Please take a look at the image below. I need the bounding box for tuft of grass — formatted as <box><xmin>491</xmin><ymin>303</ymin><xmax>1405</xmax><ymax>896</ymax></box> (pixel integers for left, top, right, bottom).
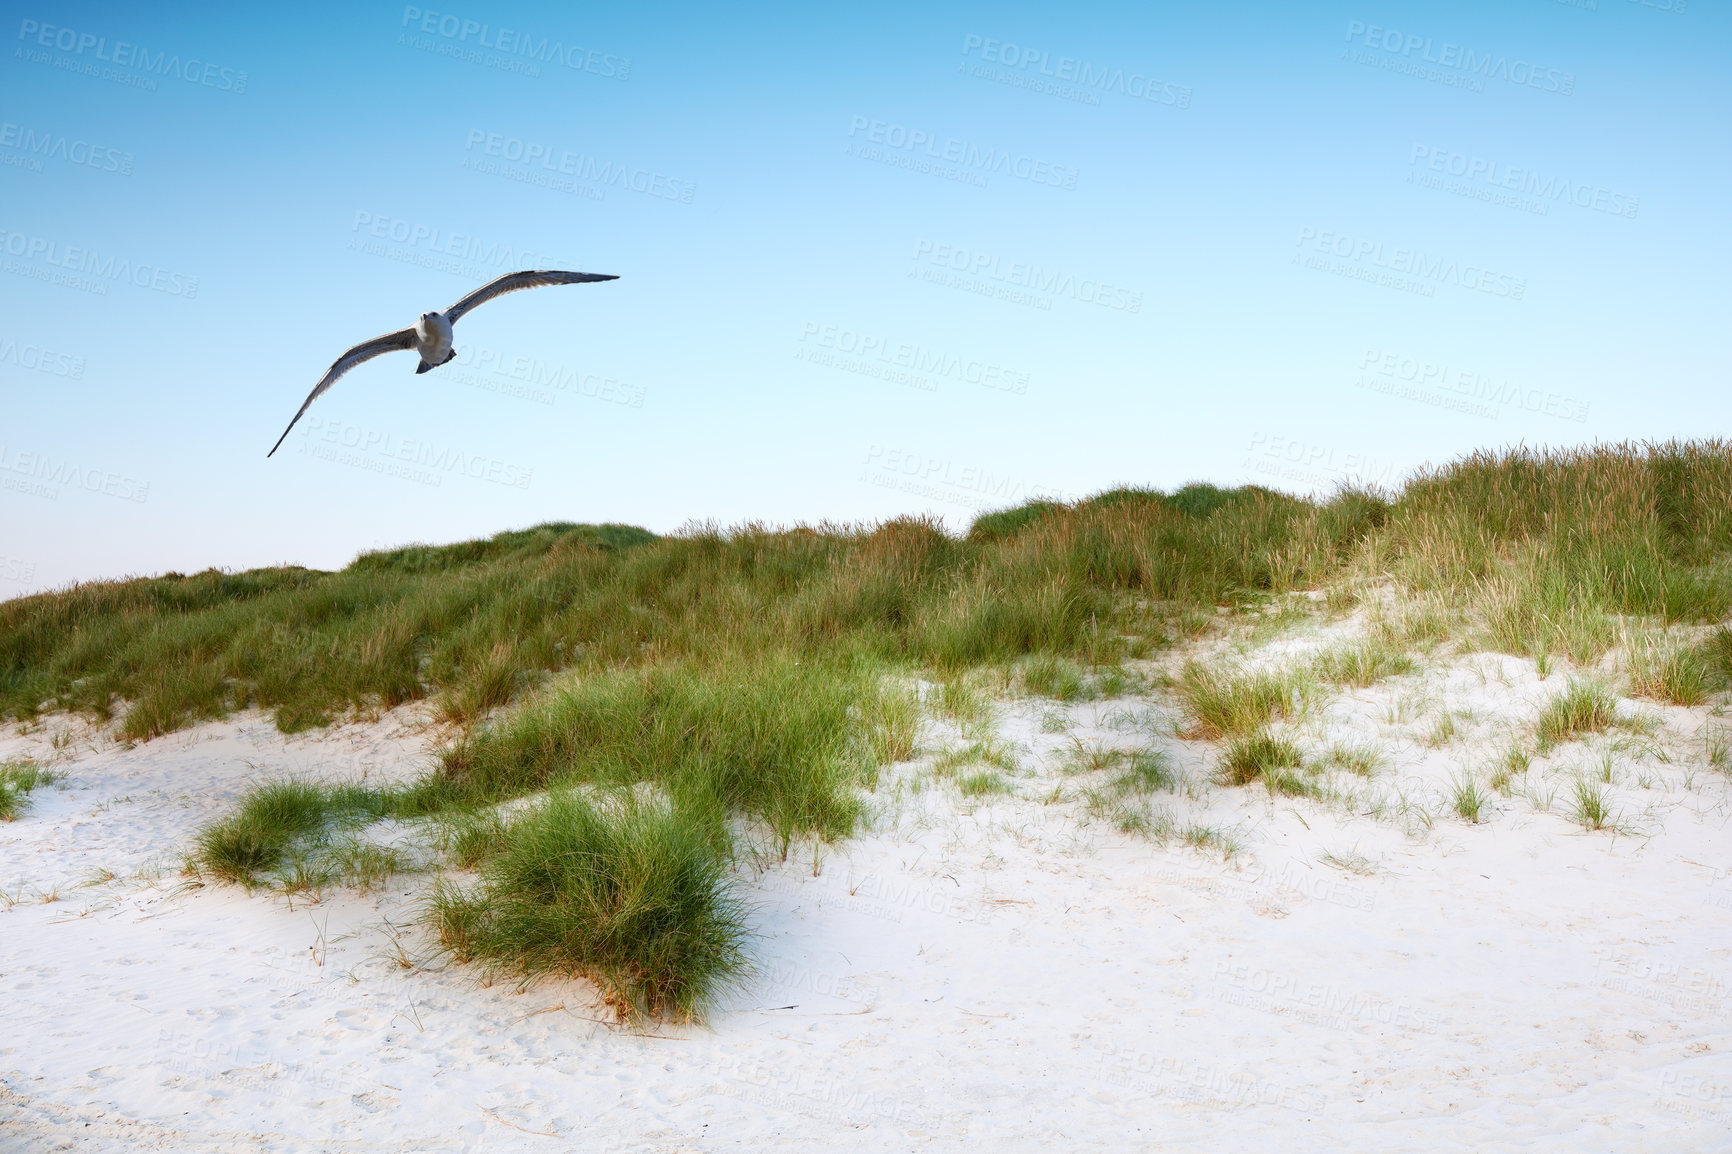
<box><xmin>933</xmin><ymin>737</ymin><xmax>1022</xmax><ymax>778</ymax></box>
<box><xmin>427</xmin><ymin>790</ymin><xmax>747</xmax><ymax>1023</ymax></box>
<box><xmin>1061</xmin><ymin>738</ymin><xmax>1129</xmax><ymax>777</ymax></box>
<box><xmin>1451</xmin><ymin>771</ymin><xmax>1489</xmax><ymax>823</ymax></box>
<box><xmin>1704</xmin><ymin>626</ymin><xmax>1732</xmax><ymax>688</ymax></box>
<box><xmin>192</xmin><ymin>779</ymin><xmax>387</xmax><ymax>884</ymax></box>
<box><xmin>425</xmin><ymin>657</ymin><xmax>891</xmax><ymax>848</ymax></box>
<box><xmin>1217</xmin><ymin>729</ymin><xmax>1307</xmax><ymax>788</ymax></box>
<box><xmin>435</xmin><ymin>810</ymin><xmax>508</xmax><ymax>869</ymax></box>
<box><xmin>1367</xmin><ymin>598</ymin><xmax>1453</xmax><ymax>650</ymax></box>
<box><xmin>1310</xmin><ymin>639</ymin><xmax>1416</xmax><ymax>688</ymax></box>
<box><xmin>1625</xmin><ymin>632</ymin><xmax>1717</xmax><ymax>707</ymax></box>
<box><xmin>1018</xmin><ymin>655</ymin><xmax>1097</xmax><ymax>703</ymax></box>
<box><xmin>1319</xmin><ymin>848</ymin><xmax>1377</xmax><ymax>876</ymax></box>
<box><xmin>1180</xmin><ymin>823</ymin><xmax>1240</xmax><ymax>858</ymax></box>
<box><xmin>1706</xmin><ymin>723</ymin><xmax>1730</xmax><ymax>772</ymax></box>
<box><xmin>1320</xmin><ymin>741</ymin><xmax>1387</xmax><ymax>777</ymax></box>
<box><xmin>1568</xmin><ymin>776</ymin><xmax>1614</xmax><ymax>831</ymax></box>
<box><xmin>1534</xmin><ymin>679</ymin><xmax>1624</xmax><ymax>753</ymax></box>
<box><xmin>434</xmin><ymin>643</ymin><xmax>526</xmax><ymax>727</ymax></box>
<box><xmin>933</xmin><ymin>676</ymin><xmax>995</xmax><ymax>727</ymax></box>
<box><xmin>1113</xmin><ymin>748</ymin><xmax>1177</xmax><ymax>794</ymax></box>
<box><xmin>1423</xmin><ymin>713</ymin><xmax>1458</xmax><ymax>748</ymax></box>
<box><xmin>328</xmin><ymin>839</ymin><xmax>408</xmax><ymax>890</ymax></box>
<box><xmin>0</xmin><ymin>759</ymin><xmax>59</xmax><ymax>821</ymax></box>
<box><xmin>1178</xmin><ymin>661</ymin><xmax>1314</xmax><ymax>740</ymax></box>
<box><xmin>1489</xmin><ymin>745</ymin><xmax>1530</xmax><ymax>795</ymax></box>
<box><xmin>957</xmin><ymin>770</ymin><xmax>1011</xmax><ymax>798</ymax></box>
<box><xmin>865</xmin><ymin>680</ymin><xmax>921</xmax><ymax>765</ymax></box>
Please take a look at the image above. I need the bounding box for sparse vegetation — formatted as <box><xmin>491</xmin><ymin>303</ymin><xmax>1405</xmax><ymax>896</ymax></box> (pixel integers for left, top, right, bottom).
<box><xmin>1320</xmin><ymin>741</ymin><xmax>1386</xmax><ymax>778</ymax></box>
<box><xmin>0</xmin><ymin>758</ymin><xmax>59</xmax><ymax>821</ymax></box>
<box><xmin>1534</xmin><ymin>679</ymin><xmax>1626</xmax><ymax>753</ymax></box>
<box><xmin>934</xmin><ymin>736</ymin><xmax>1023</xmax><ymax>779</ymax></box>
<box><xmin>1569</xmin><ymin>776</ymin><xmax>1615</xmax><ymax>831</ymax></box>
<box><xmin>957</xmin><ymin>770</ymin><xmax>1012</xmax><ymax>798</ymax></box>
<box><xmin>1310</xmin><ymin>639</ymin><xmax>1415</xmax><ymax>687</ymax></box>
<box><xmin>1319</xmin><ymin>848</ymin><xmax>1377</xmax><ymax>876</ymax></box>
<box><xmin>1489</xmin><ymin>745</ymin><xmax>1530</xmax><ymax>794</ymax></box>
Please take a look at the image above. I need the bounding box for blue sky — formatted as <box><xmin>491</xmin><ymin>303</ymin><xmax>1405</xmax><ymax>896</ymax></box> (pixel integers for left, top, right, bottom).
<box><xmin>1</xmin><ymin>0</ymin><xmax>1726</xmax><ymax>593</ymax></box>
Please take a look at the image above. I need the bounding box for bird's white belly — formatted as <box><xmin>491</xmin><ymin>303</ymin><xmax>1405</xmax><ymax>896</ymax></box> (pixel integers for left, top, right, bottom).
<box><xmin>416</xmin><ymin>314</ymin><xmax>455</xmax><ymax>362</ymax></box>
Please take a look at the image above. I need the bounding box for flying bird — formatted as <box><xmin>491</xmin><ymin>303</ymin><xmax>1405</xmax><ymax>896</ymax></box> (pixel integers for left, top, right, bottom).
<box><xmin>267</xmin><ymin>269</ymin><xmax>618</xmax><ymax>457</ymax></box>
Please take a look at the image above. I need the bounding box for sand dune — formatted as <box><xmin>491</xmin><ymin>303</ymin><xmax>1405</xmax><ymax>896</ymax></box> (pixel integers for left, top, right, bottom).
<box><xmin>3</xmin><ymin>607</ymin><xmax>1731</xmax><ymax>1151</ymax></box>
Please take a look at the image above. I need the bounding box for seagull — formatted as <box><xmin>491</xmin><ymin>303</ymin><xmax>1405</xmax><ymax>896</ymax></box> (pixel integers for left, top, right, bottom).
<box><xmin>267</xmin><ymin>269</ymin><xmax>618</xmax><ymax>457</ymax></box>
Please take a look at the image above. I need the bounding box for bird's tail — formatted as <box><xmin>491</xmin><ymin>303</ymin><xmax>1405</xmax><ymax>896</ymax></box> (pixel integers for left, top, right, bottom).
<box><xmin>415</xmin><ymin>361</ymin><xmax>433</xmax><ymax>375</ymax></box>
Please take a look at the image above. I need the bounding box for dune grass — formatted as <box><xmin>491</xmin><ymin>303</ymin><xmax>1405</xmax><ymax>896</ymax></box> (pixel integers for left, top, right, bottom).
<box><xmin>1178</xmin><ymin>661</ymin><xmax>1316</xmax><ymax>739</ymax></box>
<box><xmin>28</xmin><ymin>439</ymin><xmax>1732</xmax><ymax>1019</ymax></box>
<box><xmin>1451</xmin><ymin>771</ymin><xmax>1490</xmax><ymax>823</ymax></box>
<box><xmin>1624</xmin><ymin>631</ymin><xmax>1722</xmax><ymax>707</ymax></box>
<box><xmin>7</xmin><ymin>442</ymin><xmax>1730</xmax><ymax>745</ymax></box>
<box><xmin>1217</xmin><ymin>730</ymin><xmax>1308</xmax><ymax>792</ymax></box>
<box><xmin>192</xmin><ymin>778</ymin><xmax>391</xmax><ymax>884</ymax></box>
<box><xmin>1569</xmin><ymin>776</ymin><xmax>1615</xmax><ymax>831</ymax></box>
<box><xmin>1310</xmin><ymin>638</ymin><xmax>1416</xmax><ymax>687</ymax></box>
<box><xmin>418</xmin><ymin>656</ymin><xmax>900</xmax><ymax>850</ymax></box>
<box><xmin>428</xmin><ymin>790</ymin><xmax>747</xmax><ymax>1024</ymax></box>
<box><xmin>1533</xmin><ymin>680</ymin><xmax>1629</xmax><ymax>753</ymax></box>
<box><xmin>0</xmin><ymin>758</ymin><xmax>58</xmax><ymax>821</ymax></box>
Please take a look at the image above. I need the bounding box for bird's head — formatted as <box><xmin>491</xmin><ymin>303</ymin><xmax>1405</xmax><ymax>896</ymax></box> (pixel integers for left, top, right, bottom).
<box><xmin>421</xmin><ymin>312</ymin><xmax>437</xmax><ymax>323</ymax></box>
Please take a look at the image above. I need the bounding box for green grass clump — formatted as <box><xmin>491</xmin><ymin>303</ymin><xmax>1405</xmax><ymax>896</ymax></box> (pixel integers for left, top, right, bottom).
<box><xmin>1489</xmin><ymin>745</ymin><xmax>1531</xmax><ymax>794</ymax></box>
<box><xmin>1113</xmin><ymin>748</ymin><xmax>1176</xmax><ymax>793</ymax></box>
<box><xmin>1534</xmin><ymin>679</ymin><xmax>1625</xmax><ymax>753</ymax></box>
<box><xmin>1320</xmin><ymin>741</ymin><xmax>1387</xmax><ymax>777</ymax></box>
<box><xmin>1310</xmin><ymin>639</ymin><xmax>1415</xmax><ymax>688</ymax></box>
<box><xmin>425</xmin><ymin>657</ymin><xmax>891</xmax><ymax>848</ymax></box>
<box><xmin>1178</xmin><ymin>662</ymin><xmax>1313</xmax><ymax>739</ymax></box>
<box><xmin>1217</xmin><ymin>730</ymin><xmax>1307</xmax><ymax>790</ymax></box>
<box><xmin>0</xmin><ymin>759</ymin><xmax>58</xmax><ymax>821</ymax></box>
<box><xmin>192</xmin><ymin>779</ymin><xmax>388</xmax><ymax>883</ymax></box>
<box><xmin>429</xmin><ymin>791</ymin><xmax>747</xmax><ymax>1023</ymax></box>
<box><xmin>1451</xmin><ymin>771</ymin><xmax>1489</xmax><ymax>823</ymax></box>
<box><xmin>1569</xmin><ymin>776</ymin><xmax>1615</xmax><ymax>831</ymax></box>
<box><xmin>1018</xmin><ymin>655</ymin><xmax>1095</xmax><ymax>702</ymax></box>
<box><xmin>957</xmin><ymin>770</ymin><xmax>1011</xmax><ymax>798</ymax></box>
<box><xmin>1625</xmin><ymin>633</ymin><xmax>1720</xmax><ymax>707</ymax></box>
<box><xmin>933</xmin><ymin>736</ymin><xmax>1022</xmax><ymax>778</ymax></box>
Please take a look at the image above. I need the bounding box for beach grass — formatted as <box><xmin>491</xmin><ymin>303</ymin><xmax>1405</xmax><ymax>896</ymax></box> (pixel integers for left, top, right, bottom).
<box><xmin>428</xmin><ymin>790</ymin><xmax>747</xmax><ymax>1024</ymax></box>
<box><xmin>33</xmin><ymin>438</ymin><xmax>1732</xmax><ymax>1019</ymax></box>
<box><xmin>0</xmin><ymin>758</ymin><xmax>58</xmax><ymax>821</ymax></box>
<box><xmin>1533</xmin><ymin>679</ymin><xmax>1627</xmax><ymax>753</ymax></box>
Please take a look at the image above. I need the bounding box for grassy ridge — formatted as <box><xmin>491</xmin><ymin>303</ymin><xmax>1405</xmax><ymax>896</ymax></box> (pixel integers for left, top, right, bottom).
<box><xmin>0</xmin><ymin>484</ymin><xmax>1351</xmax><ymax>738</ymax></box>
<box><xmin>11</xmin><ymin>441</ymin><xmax>1724</xmax><ymax>745</ymax></box>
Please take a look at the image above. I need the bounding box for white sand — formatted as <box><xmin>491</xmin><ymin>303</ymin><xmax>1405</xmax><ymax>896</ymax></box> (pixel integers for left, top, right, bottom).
<box><xmin>4</xmin><ymin>624</ymin><xmax>1732</xmax><ymax>1151</ymax></box>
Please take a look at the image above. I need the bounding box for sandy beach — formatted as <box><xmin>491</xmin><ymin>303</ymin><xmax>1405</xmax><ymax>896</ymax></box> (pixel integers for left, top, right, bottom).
<box><xmin>5</xmin><ymin>603</ymin><xmax>1729</xmax><ymax>1152</ymax></box>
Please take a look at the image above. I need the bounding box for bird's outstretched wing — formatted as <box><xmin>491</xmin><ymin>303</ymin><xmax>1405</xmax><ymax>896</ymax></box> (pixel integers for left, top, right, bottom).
<box><xmin>266</xmin><ymin>328</ymin><xmax>418</xmax><ymax>457</ymax></box>
<box><xmin>444</xmin><ymin>269</ymin><xmax>618</xmax><ymax>325</ymax></box>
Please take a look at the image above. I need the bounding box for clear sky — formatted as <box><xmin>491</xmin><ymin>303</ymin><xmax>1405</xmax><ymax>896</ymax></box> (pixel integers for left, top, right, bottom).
<box><xmin>1</xmin><ymin>0</ymin><xmax>1726</xmax><ymax>594</ymax></box>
